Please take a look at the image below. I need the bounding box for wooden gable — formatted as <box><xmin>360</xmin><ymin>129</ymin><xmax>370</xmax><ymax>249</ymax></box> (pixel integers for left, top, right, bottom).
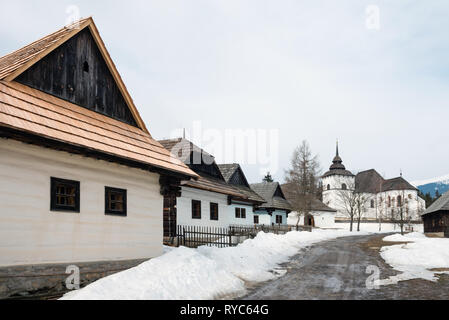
<box><xmin>228</xmin><ymin>167</ymin><xmax>250</xmax><ymax>188</ymax></box>
<box><xmin>273</xmin><ymin>184</ymin><xmax>286</xmax><ymax>199</ymax></box>
<box><xmin>15</xmin><ymin>28</ymin><xmax>137</xmax><ymax>127</ymax></box>
<box><xmin>188</xmin><ymin>150</ymin><xmax>224</xmax><ymax>180</ymax></box>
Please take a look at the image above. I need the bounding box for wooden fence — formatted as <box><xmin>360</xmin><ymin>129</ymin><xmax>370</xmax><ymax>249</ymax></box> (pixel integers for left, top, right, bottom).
<box><xmin>175</xmin><ymin>224</ymin><xmax>312</xmax><ymax>248</ymax></box>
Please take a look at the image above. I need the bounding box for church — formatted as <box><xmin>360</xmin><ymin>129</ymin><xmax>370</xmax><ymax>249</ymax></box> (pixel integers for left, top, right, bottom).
<box><xmin>321</xmin><ymin>144</ymin><xmax>426</xmax><ymax>222</ymax></box>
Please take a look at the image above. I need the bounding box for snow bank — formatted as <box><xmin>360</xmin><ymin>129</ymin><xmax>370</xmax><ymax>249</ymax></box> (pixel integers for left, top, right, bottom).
<box><xmin>336</xmin><ymin>223</ymin><xmax>423</xmax><ymax>234</ymax></box>
<box><xmin>62</xmin><ymin>229</ymin><xmax>367</xmax><ymax>300</ymax></box>
<box><xmin>377</xmin><ymin>233</ymin><xmax>449</xmax><ymax>286</ymax></box>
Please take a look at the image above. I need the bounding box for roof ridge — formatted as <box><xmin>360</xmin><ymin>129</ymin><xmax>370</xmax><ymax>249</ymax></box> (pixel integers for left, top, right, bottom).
<box><xmin>0</xmin><ymin>18</ymin><xmax>90</xmax><ymax>62</ymax></box>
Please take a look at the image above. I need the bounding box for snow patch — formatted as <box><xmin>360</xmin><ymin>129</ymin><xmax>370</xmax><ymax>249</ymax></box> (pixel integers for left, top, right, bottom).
<box><xmin>61</xmin><ymin>229</ymin><xmax>369</xmax><ymax>300</ymax></box>
<box><xmin>376</xmin><ymin>233</ymin><xmax>449</xmax><ymax>286</ymax></box>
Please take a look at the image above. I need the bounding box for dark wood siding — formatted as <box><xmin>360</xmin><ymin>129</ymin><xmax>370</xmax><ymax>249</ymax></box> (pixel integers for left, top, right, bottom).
<box><xmin>16</xmin><ymin>28</ymin><xmax>137</xmax><ymax>127</ymax></box>
<box><xmin>229</xmin><ymin>169</ymin><xmax>249</xmax><ymax>187</ymax></box>
<box><xmin>423</xmin><ymin>211</ymin><xmax>449</xmax><ymax>234</ymax></box>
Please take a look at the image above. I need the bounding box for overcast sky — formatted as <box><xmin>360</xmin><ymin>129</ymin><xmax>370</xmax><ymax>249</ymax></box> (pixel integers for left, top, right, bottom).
<box><xmin>1</xmin><ymin>1</ymin><xmax>448</xmax><ymax>184</ymax></box>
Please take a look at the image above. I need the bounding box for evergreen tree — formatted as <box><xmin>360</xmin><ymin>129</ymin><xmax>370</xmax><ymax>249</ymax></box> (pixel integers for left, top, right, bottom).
<box><xmin>263</xmin><ymin>172</ymin><xmax>274</xmax><ymax>183</ymax></box>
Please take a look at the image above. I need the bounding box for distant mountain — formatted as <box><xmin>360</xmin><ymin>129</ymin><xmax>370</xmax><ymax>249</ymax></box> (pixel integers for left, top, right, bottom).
<box><xmin>412</xmin><ymin>174</ymin><xmax>449</xmax><ymax>198</ymax></box>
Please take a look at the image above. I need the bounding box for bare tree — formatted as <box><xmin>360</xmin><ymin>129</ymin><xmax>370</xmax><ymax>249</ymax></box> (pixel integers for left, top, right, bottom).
<box><xmin>333</xmin><ymin>179</ymin><xmax>370</xmax><ymax>232</ymax></box>
<box><xmin>389</xmin><ymin>189</ymin><xmax>412</xmax><ymax>235</ymax></box>
<box><xmin>284</xmin><ymin>140</ymin><xmax>321</xmax><ymax>226</ymax></box>
<box><xmin>354</xmin><ymin>193</ymin><xmax>373</xmax><ymax>232</ymax></box>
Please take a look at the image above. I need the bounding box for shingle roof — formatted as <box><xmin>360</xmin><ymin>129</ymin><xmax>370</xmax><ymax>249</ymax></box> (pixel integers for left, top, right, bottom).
<box><xmin>217</xmin><ymin>164</ymin><xmax>266</xmax><ymax>204</ymax></box>
<box><xmin>0</xmin><ymin>19</ymin><xmax>91</xmax><ymax>80</ymax></box>
<box><xmin>322</xmin><ymin>144</ymin><xmax>354</xmax><ymax>178</ymax></box>
<box><xmin>423</xmin><ymin>190</ymin><xmax>449</xmax><ymax>216</ymax></box>
<box><xmin>0</xmin><ymin>17</ymin><xmax>148</xmax><ymax>132</ymax></box>
<box><xmin>251</xmin><ymin>182</ymin><xmax>292</xmax><ymax>211</ymax></box>
<box><xmin>382</xmin><ymin>177</ymin><xmax>417</xmax><ymax>192</ymax></box>
<box><xmin>355</xmin><ymin>169</ymin><xmax>384</xmax><ymax>193</ymax></box>
<box><xmin>217</xmin><ymin>164</ymin><xmax>240</xmax><ymax>182</ymax></box>
<box><xmin>182</xmin><ymin>173</ymin><xmax>247</xmax><ymax>198</ymax></box>
<box><xmin>0</xmin><ymin>81</ymin><xmax>197</xmax><ymax>178</ymax></box>
<box><xmin>281</xmin><ymin>183</ymin><xmax>337</xmax><ymax>212</ymax></box>
<box><xmin>0</xmin><ymin>19</ymin><xmax>197</xmax><ymax>179</ymax></box>
<box><xmin>158</xmin><ymin>138</ymin><xmax>214</xmax><ymax>164</ymax></box>
<box><xmin>160</xmin><ymin>140</ymin><xmax>257</xmax><ymax>199</ymax></box>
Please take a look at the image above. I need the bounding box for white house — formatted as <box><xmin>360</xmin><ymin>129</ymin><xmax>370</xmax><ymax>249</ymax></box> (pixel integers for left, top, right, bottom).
<box><xmin>321</xmin><ymin>144</ymin><xmax>426</xmax><ymax>222</ymax></box>
<box><xmin>281</xmin><ymin>184</ymin><xmax>337</xmax><ymax>228</ymax></box>
<box><xmin>0</xmin><ymin>18</ymin><xmax>197</xmax><ymax>298</ymax></box>
<box><xmin>158</xmin><ymin>139</ymin><xmax>264</xmax><ymax>235</ymax></box>
<box><xmin>250</xmin><ymin>182</ymin><xmax>292</xmax><ymax>225</ymax></box>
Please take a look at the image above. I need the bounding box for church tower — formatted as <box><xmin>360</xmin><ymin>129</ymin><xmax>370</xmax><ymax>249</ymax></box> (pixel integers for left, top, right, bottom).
<box><xmin>321</xmin><ymin>142</ymin><xmax>355</xmax><ymax>214</ymax></box>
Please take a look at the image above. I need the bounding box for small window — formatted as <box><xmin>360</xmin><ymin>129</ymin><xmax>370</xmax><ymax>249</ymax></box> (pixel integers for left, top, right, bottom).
<box><xmin>83</xmin><ymin>61</ymin><xmax>89</xmax><ymax>73</ymax></box>
<box><xmin>51</xmin><ymin>177</ymin><xmax>80</xmax><ymax>213</ymax></box>
<box><xmin>408</xmin><ymin>194</ymin><xmax>412</xmax><ymax>200</ymax></box>
<box><xmin>397</xmin><ymin>196</ymin><xmax>402</xmax><ymax>207</ymax></box>
<box><xmin>387</xmin><ymin>196</ymin><xmax>391</xmax><ymax>208</ymax></box>
<box><xmin>210</xmin><ymin>203</ymin><xmax>219</xmax><ymax>221</ymax></box>
<box><xmin>235</xmin><ymin>208</ymin><xmax>241</xmax><ymax>219</ymax></box>
<box><xmin>276</xmin><ymin>215</ymin><xmax>283</xmax><ymax>224</ymax></box>
<box><xmin>254</xmin><ymin>215</ymin><xmax>259</xmax><ymax>224</ymax></box>
<box><xmin>370</xmin><ymin>200</ymin><xmax>375</xmax><ymax>208</ymax></box>
<box><xmin>192</xmin><ymin>200</ymin><xmax>201</xmax><ymax>219</ymax></box>
<box><xmin>327</xmin><ymin>184</ymin><xmax>330</xmax><ymax>191</ymax></box>
<box><xmin>105</xmin><ymin>187</ymin><xmax>127</xmax><ymax>216</ymax></box>
<box><xmin>241</xmin><ymin>208</ymin><xmax>246</xmax><ymax>219</ymax></box>
<box><xmin>342</xmin><ymin>184</ymin><xmax>347</xmax><ymax>190</ymax></box>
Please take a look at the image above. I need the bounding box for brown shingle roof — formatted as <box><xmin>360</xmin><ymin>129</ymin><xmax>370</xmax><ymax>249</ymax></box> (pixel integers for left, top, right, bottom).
<box><xmin>182</xmin><ymin>173</ymin><xmax>249</xmax><ymax>198</ymax></box>
<box><xmin>0</xmin><ymin>17</ymin><xmax>148</xmax><ymax>132</ymax></box>
<box><xmin>0</xmin><ymin>81</ymin><xmax>197</xmax><ymax>178</ymax></box>
<box><xmin>0</xmin><ymin>18</ymin><xmax>197</xmax><ymax>179</ymax></box>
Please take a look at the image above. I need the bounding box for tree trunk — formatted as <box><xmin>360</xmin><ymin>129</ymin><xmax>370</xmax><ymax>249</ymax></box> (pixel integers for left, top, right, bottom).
<box><xmin>350</xmin><ymin>215</ymin><xmax>354</xmax><ymax>232</ymax></box>
<box><xmin>357</xmin><ymin>216</ymin><xmax>361</xmax><ymax>232</ymax></box>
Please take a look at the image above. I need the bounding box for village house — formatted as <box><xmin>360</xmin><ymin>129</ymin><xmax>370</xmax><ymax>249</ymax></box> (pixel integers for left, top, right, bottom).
<box><xmin>421</xmin><ymin>190</ymin><xmax>449</xmax><ymax>237</ymax></box>
<box><xmin>0</xmin><ymin>18</ymin><xmax>197</xmax><ymax>298</ymax></box>
<box><xmin>321</xmin><ymin>144</ymin><xmax>425</xmax><ymax>223</ymax></box>
<box><xmin>250</xmin><ymin>182</ymin><xmax>292</xmax><ymax>225</ymax></box>
<box><xmin>217</xmin><ymin>163</ymin><xmax>267</xmax><ymax>225</ymax></box>
<box><xmin>158</xmin><ymin>138</ymin><xmax>262</xmax><ymax>237</ymax></box>
<box><xmin>281</xmin><ymin>184</ymin><xmax>337</xmax><ymax>228</ymax></box>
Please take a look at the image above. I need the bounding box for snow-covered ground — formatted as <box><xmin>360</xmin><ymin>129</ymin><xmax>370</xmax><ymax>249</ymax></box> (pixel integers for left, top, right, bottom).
<box><xmin>335</xmin><ymin>222</ymin><xmax>423</xmax><ymax>233</ymax></box>
<box><xmin>61</xmin><ymin>229</ymin><xmax>370</xmax><ymax>300</ymax></box>
<box><xmin>376</xmin><ymin>233</ymin><xmax>449</xmax><ymax>286</ymax></box>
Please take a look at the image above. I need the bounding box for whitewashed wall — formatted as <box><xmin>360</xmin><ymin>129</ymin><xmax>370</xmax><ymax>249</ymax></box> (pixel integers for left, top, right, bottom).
<box><xmin>0</xmin><ymin>139</ymin><xmax>163</xmax><ymax>267</ymax></box>
<box><xmin>321</xmin><ymin>174</ymin><xmax>425</xmax><ymax>221</ymax></box>
<box><xmin>288</xmin><ymin>211</ymin><xmax>336</xmax><ymax>228</ymax></box>
<box><xmin>227</xmin><ymin>203</ymin><xmax>255</xmax><ymax>226</ymax></box>
<box><xmin>254</xmin><ymin>209</ymin><xmax>288</xmax><ymax>225</ymax></box>
<box><xmin>177</xmin><ymin>187</ymin><xmax>228</xmax><ymax>227</ymax></box>
<box><xmin>177</xmin><ymin>187</ymin><xmax>255</xmax><ymax>227</ymax></box>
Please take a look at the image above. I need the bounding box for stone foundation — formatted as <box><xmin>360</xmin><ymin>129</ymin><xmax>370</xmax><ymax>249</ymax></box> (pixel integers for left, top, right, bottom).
<box><xmin>0</xmin><ymin>259</ymin><xmax>148</xmax><ymax>300</ymax></box>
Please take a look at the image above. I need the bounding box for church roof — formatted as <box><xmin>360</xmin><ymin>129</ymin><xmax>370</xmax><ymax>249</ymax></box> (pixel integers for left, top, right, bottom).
<box><xmin>382</xmin><ymin>177</ymin><xmax>417</xmax><ymax>192</ymax></box>
<box><xmin>322</xmin><ymin>143</ymin><xmax>354</xmax><ymax>178</ymax></box>
<box><xmin>355</xmin><ymin>169</ymin><xmax>384</xmax><ymax>193</ymax></box>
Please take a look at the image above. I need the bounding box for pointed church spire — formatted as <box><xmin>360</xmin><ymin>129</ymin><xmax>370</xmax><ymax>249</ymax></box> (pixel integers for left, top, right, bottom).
<box><xmin>336</xmin><ymin>139</ymin><xmax>339</xmax><ymax>157</ymax></box>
